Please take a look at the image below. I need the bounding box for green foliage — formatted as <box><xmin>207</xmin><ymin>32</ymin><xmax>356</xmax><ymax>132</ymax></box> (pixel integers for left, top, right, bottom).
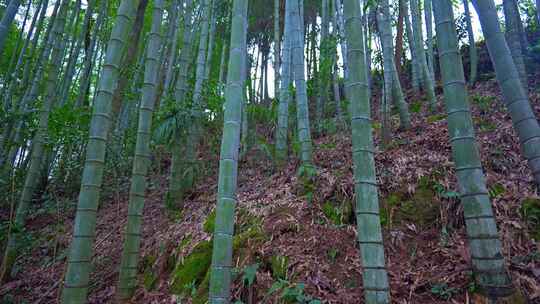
<box><xmin>319</xmin><ymin>142</ymin><xmax>336</xmax><ymax>150</ymax></box>
<box><xmin>327</xmin><ymin>248</ymin><xmax>338</xmax><ymax>263</ymax></box>
<box><xmin>320</xmin><ymin>118</ymin><xmax>338</xmax><ymax>134</ymax></box>
<box><xmin>248</xmin><ymin>102</ymin><xmax>278</xmax><ymax>126</ymax></box>
<box><xmin>382</xmin><ymin>178</ymin><xmax>443</xmax><ymax>228</ymax></box>
<box><xmin>474</xmin><ymin>117</ymin><xmax>497</xmax><ymax>132</ymax></box>
<box><xmin>430</xmin><ymin>282</ymin><xmax>459</xmax><ymax>300</ymax></box>
<box><xmin>257</xmin><ymin>137</ymin><xmax>277</xmax><ymax>163</ymax></box>
<box><xmin>241</xmin><ymin>263</ymin><xmax>259</xmax><ymax>286</ymax></box>
<box><xmin>470</xmin><ymin>94</ymin><xmax>496</xmax><ymax>112</ymax></box>
<box><xmin>170</xmin><ymin>240</ymin><xmax>213</xmax><ymax>295</ymax></box>
<box><xmin>322</xmin><ymin>201</ymin><xmax>341</xmax><ymax>225</ymax></box>
<box><xmin>153</xmin><ymin>102</ymin><xmax>191</xmax><ymax>146</ymax></box>
<box><xmin>433</xmin><ymin>182</ymin><xmax>459</xmax><ymax>199</ymax></box>
<box><xmin>266</xmin><ymin>279</ymin><xmax>321</xmax><ymax>304</ymax></box>
<box><xmin>488</xmin><ymin>183</ymin><xmax>505</xmax><ymax>198</ymax></box>
<box><xmin>296</xmin><ymin>164</ymin><xmax>317</xmax><ymax>202</ymax></box>
<box><xmin>426</xmin><ymin>113</ymin><xmax>447</xmax><ymax>123</ymax></box>
<box><xmin>270</xmin><ymin>255</ymin><xmax>289</xmax><ymax>280</ymax></box>
<box><xmin>409</xmin><ymin>101</ymin><xmax>422</xmax><ymax>113</ymax></box>
<box><xmin>322</xmin><ymin>199</ymin><xmax>353</xmax><ymax>225</ymax></box>
<box><xmin>520</xmin><ymin>197</ymin><xmax>540</xmax><ymax>239</ymax></box>
<box><xmin>203</xmin><ymin>209</ymin><xmax>216</xmax><ymax>233</ymax></box>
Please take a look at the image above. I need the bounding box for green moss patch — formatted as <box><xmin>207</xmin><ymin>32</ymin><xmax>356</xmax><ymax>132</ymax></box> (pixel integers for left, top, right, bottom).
<box><xmin>170</xmin><ymin>240</ymin><xmax>213</xmax><ymax>295</ymax></box>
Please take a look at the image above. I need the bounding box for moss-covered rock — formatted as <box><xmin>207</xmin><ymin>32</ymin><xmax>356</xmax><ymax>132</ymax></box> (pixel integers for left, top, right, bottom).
<box><xmin>381</xmin><ymin>181</ymin><xmax>440</xmax><ymax>228</ymax></box>
<box><xmin>170</xmin><ymin>225</ymin><xmax>268</xmax><ymax>302</ymax></box>
<box><xmin>170</xmin><ymin>240</ymin><xmax>213</xmax><ymax>295</ymax></box>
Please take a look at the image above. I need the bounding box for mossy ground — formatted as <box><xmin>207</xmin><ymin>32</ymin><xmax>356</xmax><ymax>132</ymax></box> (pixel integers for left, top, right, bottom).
<box><xmin>169</xmin><ymin>209</ymin><xmax>267</xmax><ymax>303</ymax></box>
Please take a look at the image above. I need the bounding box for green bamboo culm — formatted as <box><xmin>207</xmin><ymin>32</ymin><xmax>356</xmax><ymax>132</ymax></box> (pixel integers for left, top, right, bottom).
<box><xmin>316</xmin><ymin>0</ymin><xmax>331</xmax><ymax>134</ymax></box>
<box><xmin>290</xmin><ymin>0</ymin><xmax>313</xmax><ymax>167</ymax></box>
<box><xmin>462</xmin><ymin>0</ymin><xmax>477</xmax><ymax>85</ymax></box>
<box><xmin>167</xmin><ymin>0</ymin><xmax>194</xmax><ymax>211</ymax></box>
<box><xmin>403</xmin><ymin>0</ymin><xmax>420</xmax><ymax>94</ymax></box>
<box><xmin>116</xmin><ymin>0</ymin><xmax>164</xmax><ymax>300</ymax></box>
<box><xmin>183</xmin><ymin>0</ymin><xmax>211</xmax><ymax>198</ymax></box>
<box><xmin>61</xmin><ymin>1</ymin><xmax>140</xmax><ymax>302</ymax></box>
<box><xmin>0</xmin><ymin>0</ymin><xmax>22</xmax><ymax>54</ymax></box>
<box><xmin>410</xmin><ymin>0</ymin><xmax>437</xmax><ymax>111</ymax></box>
<box><xmin>208</xmin><ymin>0</ymin><xmax>248</xmax><ymax>302</ymax></box>
<box><xmin>342</xmin><ymin>0</ymin><xmax>391</xmax><ymax>302</ymax></box>
<box><xmin>275</xmin><ymin>0</ymin><xmax>293</xmax><ymax>166</ymax></box>
<box><xmin>502</xmin><ymin>0</ymin><xmax>528</xmax><ymax>88</ymax></box>
<box><xmin>376</xmin><ymin>0</ymin><xmax>411</xmax><ymax>130</ymax></box>
<box><xmin>0</xmin><ymin>0</ymin><xmax>69</xmax><ymax>283</ymax></box>
<box><xmin>424</xmin><ymin>0</ymin><xmax>434</xmax><ymax>80</ymax></box>
<box><xmin>432</xmin><ymin>0</ymin><xmax>514</xmax><ymax>299</ymax></box>
<box><xmin>471</xmin><ymin>0</ymin><xmax>540</xmax><ymax>190</ymax></box>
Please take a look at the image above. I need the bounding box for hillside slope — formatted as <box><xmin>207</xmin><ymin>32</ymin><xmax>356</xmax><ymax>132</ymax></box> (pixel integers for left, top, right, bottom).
<box><xmin>1</xmin><ymin>78</ymin><xmax>540</xmax><ymax>303</ymax></box>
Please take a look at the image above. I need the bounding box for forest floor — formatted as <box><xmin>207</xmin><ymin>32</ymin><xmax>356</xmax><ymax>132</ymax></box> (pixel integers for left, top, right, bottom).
<box><xmin>1</xmin><ymin>76</ymin><xmax>540</xmax><ymax>303</ymax></box>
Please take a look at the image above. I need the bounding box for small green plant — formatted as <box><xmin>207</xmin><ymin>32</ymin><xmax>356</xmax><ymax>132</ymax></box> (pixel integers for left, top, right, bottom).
<box><xmin>433</xmin><ymin>182</ymin><xmax>459</xmax><ymax>199</ymax></box>
<box><xmin>257</xmin><ymin>137</ymin><xmax>277</xmax><ymax>162</ymax></box>
<box><xmin>322</xmin><ymin>201</ymin><xmax>342</xmax><ymax>225</ymax></box>
<box><xmin>270</xmin><ymin>255</ymin><xmax>289</xmax><ymax>280</ymax></box>
<box><xmin>265</xmin><ymin>279</ymin><xmax>321</xmax><ymax>304</ymax></box>
<box><xmin>297</xmin><ymin>164</ymin><xmax>317</xmax><ymax>203</ymax></box>
<box><xmin>183</xmin><ymin>280</ymin><xmax>198</xmax><ymax>297</ymax></box>
<box><xmin>474</xmin><ymin>117</ymin><xmax>497</xmax><ymax>132</ymax></box>
<box><xmin>520</xmin><ymin>197</ymin><xmax>540</xmax><ymax>239</ymax></box>
<box><xmin>488</xmin><ymin>183</ymin><xmax>505</xmax><ymax>199</ymax></box>
<box><xmin>319</xmin><ymin>142</ymin><xmax>337</xmax><ymax>150</ymax></box>
<box><xmin>241</xmin><ymin>263</ymin><xmax>259</xmax><ymax>287</ymax></box>
<box><xmin>327</xmin><ymin>248</ymin><xmax>339</xmax><ymax>263</ymax></box>
<box><xmin>410</xmin><ymin>101</ymin><xmax>422</xmax><ymax>113</ymax></box>
<box><xmin>471</xmin><ymin>94</ymin><xmax>496</xmax><ymax>112</ymax></box>
<box><xmin>427</xmin><ymin>113</ymin><xmax>447</xmax><ymax>123</ymax></box>
<box><xmin>430</xmin><ymin>282</ymin><xmax>459</xmax><ymax>300</ymax></box>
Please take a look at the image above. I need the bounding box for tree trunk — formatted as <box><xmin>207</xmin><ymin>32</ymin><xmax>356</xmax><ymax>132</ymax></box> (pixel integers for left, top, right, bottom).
<box><xmin>110</xmin><ymin>0</ymin><xmax>149</xmax><ymax>131</ymax></box>
<box><xmin>395</xmin><ymin>0</ymin><xmax>405</xmax><ymax>76</ymax></box>
<box><xmin>1</xmin><ymin>0</ymin><xmax>69</xmax><ymax>284</ymax></box>
<box><xmin>404</xmin><ymin>0</ymin><xmax>420</xmax><ymax>94</ymax></box>
<box><xmin>503</xmin><ymin>0</ymin><xmax>528</xmax><ymax>89</ymax></box>
<box><xmin>274</xmin><ymin>0</ymin><xmax>281</xmax><ymax>95</ymax></box>
<box><xmin>433</xmin><ymin>0</ymin><xmax>515</xmax><ymax>299</ymax></box>
<box><xmin>463</xmin><ymin>0</ymin><xmax>477</xmax><ymax>85</ymax></box>
<box><xmin>424</xmin><ymin>0</ymin><xmax>435</xmax><ymax>80</ymax></box>
<box><xmin>290</xmin><ymin>0</ymin><xmax>313</xmax><ymax>167</ymax></box>
<box><xmin>116</xmin><ymin>0</ymin><xmax>164</xmax><ymax>299</ymax></box>
<box><xmin>472</xmin><ymin>0</ymin><xmax>540</xmax><ymax>191</ymax></box>
<box><xmin>0</xmin><ymin>0</ymin><xmax>22</xmax><ymax>55</ymax></box>
<box><xmin>276</xmin><ymin>0</ymin><xmax>293</xmax><ymax>165</ymax></box>
<box><xmin>208</xmin><ymin>0</ymin><xmax>248</xmax><ymax>302</ymax></box>
<box><xmin>184</xmin><ymin>0</ymin><xmax>210</xmax><ymax>206</ymax></box>
<box><xmin>61</xmin><ymin>1</ymin><xmax>140</xmax><ymax>302</ymax></box>
<box><xmin>343</xmin><ymin>0</ymin><xmax>391</xmax><ymax>302</ymax></box>
<box><xmin>377</xmin><ymin>0</ymin><xmax>411</xmax><ymax>130</ymax></box>
<box><xmin>410</xmin><ymin>0</ymin><xmax>437</xmax><ymax>111</ymax></box>
<box><xmin>204</xmin><ymin>0</ymin><xmax>217</xmax><ymax>82</ymax></box>
<box><xmin>167</xmin><ymin>0</ymin><xmax>194</xmax><ymax>210</ymax></box>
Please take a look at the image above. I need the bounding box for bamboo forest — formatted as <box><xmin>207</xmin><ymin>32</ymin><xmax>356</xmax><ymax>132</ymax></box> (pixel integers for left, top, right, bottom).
<box><xmin>2</xmin><ymin>0</ymin><xmax>540</xmax><ymax>302</ymax></box>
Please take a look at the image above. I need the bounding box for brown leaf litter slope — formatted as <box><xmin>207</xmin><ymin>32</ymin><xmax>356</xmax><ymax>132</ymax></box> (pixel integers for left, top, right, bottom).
<box><xmin>1</xmin><ymin>78</ymin><xmax>540</xmax><ymax>303</ymax></box>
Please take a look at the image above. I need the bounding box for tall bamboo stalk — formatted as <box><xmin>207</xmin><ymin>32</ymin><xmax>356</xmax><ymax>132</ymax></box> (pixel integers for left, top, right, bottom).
<box><xmin>208</xmin><ymin>0</ymin><xmax>248</xmax><ymax>302</ymax></box>
<box><xmin>343</xmin><ymin>0</ymin><xmax>391</xmax><ymax>302</ymax></box>
<box><xmin>61</xmin><ymin>1</ymin><xmax>140</xmax><ymax>302</ymax></box>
